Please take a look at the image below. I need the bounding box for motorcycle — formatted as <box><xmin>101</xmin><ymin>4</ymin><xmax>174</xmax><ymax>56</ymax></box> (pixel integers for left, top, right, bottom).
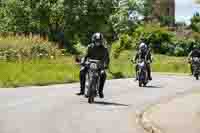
<box><xmin>85</xmin><ymin>59</ymin><xmax>101</xmax><ymax>103</ymax></box>
<box><xmin>137</xmin><ymin>60</ymin><xmax>149</xmax><ymax>87</ymax></box>
<box><xmin>191</xmin><ymin>57</ymin><xmax>200</xmax><ymax>80</ymax></box>
<box><xmin>131</xmin><ymin>58</ymin><xmax>149</xmax><ymax>87</ymax></box>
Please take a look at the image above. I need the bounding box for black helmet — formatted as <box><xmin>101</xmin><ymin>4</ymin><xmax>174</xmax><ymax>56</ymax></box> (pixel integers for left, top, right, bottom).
<box><xmin>92</xmin><ymin>32</ymin><xmax>104</xmax><ymax>46</ymax></box>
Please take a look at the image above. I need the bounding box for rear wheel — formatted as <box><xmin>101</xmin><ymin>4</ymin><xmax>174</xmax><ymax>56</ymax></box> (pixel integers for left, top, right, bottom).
<box><xmin>139</xmin><ymin>81</ymin><xmax>142</xmax><ymax>87</ymax></box>
<box><xmin>195</xmin><ymin>75</ymin><xmax>199</xmax><ymax>80</ymax></box>
<box><xmin>143</xmin><ymin>82</ymin><xmax>147</xmax><ymax>87</ymax></box>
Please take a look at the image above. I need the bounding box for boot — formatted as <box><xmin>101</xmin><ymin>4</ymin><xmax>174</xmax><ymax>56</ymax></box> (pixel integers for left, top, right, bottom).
<box><xmin>99</xmin><ymin>91</ymin><xmax>104</xmax><ymax>98</ymax></box>
<box><xmin>76</xmin><ymin>87</ymin><xmax>85</xmax><ymax>96</ymax></box>
<box><xmin>148</xmin><ymin>73</ymin><xmax>152</xmax><ymax>80</ymax></box>
<box><xmin>76</xmin><ymin>91</ymin><xmax>84</xmax><ymax>96</ymax></box>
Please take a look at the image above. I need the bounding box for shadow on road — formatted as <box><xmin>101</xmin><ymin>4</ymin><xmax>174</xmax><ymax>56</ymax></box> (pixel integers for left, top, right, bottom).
<box><xmin>94</xmin><ymin>101</ymin><xmax>129</xmax><ymax>107</ymax></box>
<box><xmin>145</xmin><ymin>85</ymin><xmax>162</xmax><ymax>88</ymax></box>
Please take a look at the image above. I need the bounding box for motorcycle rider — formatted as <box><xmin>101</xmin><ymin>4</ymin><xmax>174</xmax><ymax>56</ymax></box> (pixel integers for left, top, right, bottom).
<box><xmin>134</xmin><ymin>39</ymin><xmax>152</xmax><ymax>80</ymax></box>
<box><xmin>188</xmin><ymin>46</ymin><xmax>200</xmax><ymax>75</ymax></box>
<box><xmin>77</xmin><ymin>33</ymin><xmax>110</xmax><ymax>98</ymax></box>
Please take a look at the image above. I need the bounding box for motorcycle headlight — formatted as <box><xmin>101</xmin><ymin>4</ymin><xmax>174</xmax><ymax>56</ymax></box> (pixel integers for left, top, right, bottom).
<box><xmin>193</xmin><ymin>57</ymin><xmax>199</xmax><ymax>62</ymax></box>
<box><xmin>90</xmin><ymin>63</ymin><xmax>98</xmax><ymax>70</ymax></box>
<box><xmin>138</xmin><ymin>62</ymin><xmax>145</xmax><ymax>67</ymax></box>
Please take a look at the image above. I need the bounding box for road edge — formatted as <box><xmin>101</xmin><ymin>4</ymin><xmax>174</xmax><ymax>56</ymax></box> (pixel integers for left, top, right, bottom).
<box><xmin>136</xmin><ymin>89</ymin><xmax>200</xmax><ymax>133</ymax></box>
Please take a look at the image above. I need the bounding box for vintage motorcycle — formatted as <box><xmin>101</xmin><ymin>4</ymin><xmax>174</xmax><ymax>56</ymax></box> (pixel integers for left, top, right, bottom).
<box><xmin>85</xmin><ymin>59</ymin><xmax>101</xmax><ymax>103</ymax></box>
<box><xmin>137</xmin><ymin>59</ymin><xmax>149</xmax><ymax>87</ymax></box>
<box><xmin>191</xmin><ymin>57</ymin><xmax>200</xmax><ymax>80</ymax></box>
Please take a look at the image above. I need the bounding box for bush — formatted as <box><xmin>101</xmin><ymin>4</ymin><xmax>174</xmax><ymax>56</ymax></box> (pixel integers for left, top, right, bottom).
<box><xmin>132</xmin><ymin>24</ymin><xmax>174</xmax><ymax>53</ymax></box>
<box><xmin>191</xmin><ymin>12</ymin><xmax>200</xmax><ymax>32</ymax></box>
<box><xmin>172</xmin><ymin>38</ymin><xmax>200</xmax><ymax>56</ymax></box>
<box><xmin>30</xmin><ymin>44</ymin><xmax>55</xmax><ymax>59</ymax></box>
<box><xmin>174</xmin><ymin>46</ymin><xmax>185</xmax><ymax>56</ymax></box>
<box><xmin>160</xmin><ymin>42</ymin><xmax>175</xmax><ymax>55</ymax></box>
<box><xmin>129</xmin><ymin>24</ymin><xmax>200</xmax><ymax>56</ymax></box>
<box><xmin>112</xmin><ymin>34</ymin><xmax>134</xmax><ymax>58</ymax></box>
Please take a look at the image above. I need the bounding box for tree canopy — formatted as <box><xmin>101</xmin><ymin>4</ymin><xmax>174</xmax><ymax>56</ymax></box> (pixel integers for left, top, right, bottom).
<box><xmin>0</xmin><ymin>0</ymin><xmax>152</xmax><ymax>49</ymax></box>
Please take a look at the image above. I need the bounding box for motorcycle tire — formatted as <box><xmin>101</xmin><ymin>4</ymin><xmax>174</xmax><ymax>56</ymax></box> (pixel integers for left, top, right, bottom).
<box><xmin>139</xmin><ymin>81</ymin><xmax>142</xmax><ymax>87</ymax></box>
<box><xmin>88</xmin><ymin>96</ymin><xmax>94</xmax><ymax>104</ymax></box>
<box><xmin>195</xmin><ymin>75</ymin><xmax>199</xmax><ymax>80</ymax></box>
<box><xmin>143</xmin><ymin>82</ymin><xmax>147</xmax><ymax>87</ymax></box>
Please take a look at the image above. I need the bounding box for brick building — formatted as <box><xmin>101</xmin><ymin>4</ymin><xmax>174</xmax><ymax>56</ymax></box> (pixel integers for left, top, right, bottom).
<box><xmin>152</xmin><ymin>0</ymin><xmax>175</xmax><ymax>25</ymax></box>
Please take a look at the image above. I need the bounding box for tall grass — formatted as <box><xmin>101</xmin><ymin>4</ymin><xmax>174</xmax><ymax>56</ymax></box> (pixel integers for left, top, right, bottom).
<box><xmin>109</xmin><ymin>50</ymin><xmax>190</xmax><ymax>79</ymax></box>
<box><xmin>152</xmin><ymin>54</ymin><xmax>190</xmax><ymax>73</ymax></box>
<box><xmin>109</xmin><ymin>50</ymin><xmax>134</xmax><ymax>79</ymax></box>
<box><xmin>0</xmin><ymin>35</ymin><xmax>60</xmax><ymax>61</ymax></box>
<box><xmin>0</xmin><ymin>57</ymin><xmax>79</xmax><ymax>87</ymax></box>
<box><xmin>0</xmin><ymin>35</ymin><xmax>51</xmax><ymax>49</ymax></box>
<box><xmin>0</xmin><ymin>35</ymin><xmax>79</xmax><ymax>87</ymax></box>
<box><xmin>0</xmin><ymin>35</ymin><xmax>191</xmax><ymax>87</ymax></box>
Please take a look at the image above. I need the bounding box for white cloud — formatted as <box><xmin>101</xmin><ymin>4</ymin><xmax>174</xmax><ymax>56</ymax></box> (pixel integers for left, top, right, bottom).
<box><xmin>175</xmin><ymin>0</ymin><xmax>200</xmax><ymax>24</ymax></box>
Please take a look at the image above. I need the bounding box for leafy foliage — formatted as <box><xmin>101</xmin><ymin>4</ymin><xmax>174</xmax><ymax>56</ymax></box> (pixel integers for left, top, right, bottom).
<box><xmin>191</xmin><ymin>12</ymin><xmax>200</xmax><ymax>32</ymax></box>
<box><xmin>112</xmin><ymin>23</ymin><xmax>200</xmax><ymax>57</ymax></box>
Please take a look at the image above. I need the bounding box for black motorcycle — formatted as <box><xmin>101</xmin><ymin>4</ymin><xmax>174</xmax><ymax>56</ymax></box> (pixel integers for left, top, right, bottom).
<box><xmin>137</xmin><ymin>60</ymin><xmax>149</xmax><ymax>87</ymax></box>
<box><xmin>191</xmin><ymin>57</ymin><xmax>200</xmax><ymax>80</ymax></box>
<box><xmin>85</xmin><ymin>59</ymin><xmax>101</xmax><ymax>103</ymax></box>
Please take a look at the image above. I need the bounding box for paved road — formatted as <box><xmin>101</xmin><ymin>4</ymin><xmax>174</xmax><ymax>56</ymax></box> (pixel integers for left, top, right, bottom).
<box><xmin>0</xmin><ymin>74</ymin><xmax>199</xmax><ymax>133</ymax></box>
<box><xmin>144</xmin><ymin>91</ymin><xmax>200</xmax><ymax>133</ymax></box>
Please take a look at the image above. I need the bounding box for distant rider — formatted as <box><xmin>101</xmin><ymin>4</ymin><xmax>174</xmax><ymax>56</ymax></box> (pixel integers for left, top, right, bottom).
<box><xmin>134</xmin><ymin>39</ymin><xmax>152</xmax><ymax>80</ymax></box>
<box><xmin>188</xmin><ymin>46</ymin><xmax>200</xmax><ymax>75</ymax></box>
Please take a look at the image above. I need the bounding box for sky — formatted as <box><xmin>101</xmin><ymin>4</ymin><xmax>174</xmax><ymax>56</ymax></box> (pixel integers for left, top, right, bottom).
<box><xmin>176</xmin><ymin>0</ymin><xmax>200</xmax><ymax>24</ymax></box>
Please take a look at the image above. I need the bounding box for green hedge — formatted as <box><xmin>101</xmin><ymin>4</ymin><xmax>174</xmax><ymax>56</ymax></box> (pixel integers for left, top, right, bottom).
<box><xmin>112</xmin><ymin>24</ymin><xmax>200</xmax><ymax>57</ymax></box>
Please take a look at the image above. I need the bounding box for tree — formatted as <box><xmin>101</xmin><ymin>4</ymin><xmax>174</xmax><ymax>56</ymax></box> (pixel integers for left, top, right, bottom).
<box><xmin>0</xmin><ymin>0</ymin><xmax>153</xmax><ymax>52</ymax></box>
<box><xmin>64</xmin><ymin>0</ymin><xmax>117</xmax><ymax>47</ymax></box>
<box><xmin>109</xmin><ymin>0</ymin><xmax>150</xmax><ymax>34</ymax></box>
<box><xmin>191</xmin><ymin>12</ymin><xmax>200</xmax><ymax>33</ymax></box>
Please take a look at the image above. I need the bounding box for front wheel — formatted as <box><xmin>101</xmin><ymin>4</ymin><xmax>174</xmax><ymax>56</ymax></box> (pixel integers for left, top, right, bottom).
<box><xmin>88</xmin><ymin>96</ymin><xmax>94</xmax><ymax>103</ymax></box>
<box><xmin>85</xmin><ymin>73</ymin><xmax>89</xmax><ymax>97</ymax></box>
<box><xmin>87</xmin><ymin>78</ymin><xmax>96</xmax><ymax>104</ymax></box>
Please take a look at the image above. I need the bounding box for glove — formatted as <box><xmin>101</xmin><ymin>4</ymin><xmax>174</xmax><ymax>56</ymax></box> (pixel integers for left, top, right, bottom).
<box><xmin>130</xmin><ymin>59</ymin><xmax>134</xmax><ymax>63</ymax></box>
<box><xmin>188</xmin><ymin>58</ymin><xmax>192</xmax><ymax>63</ymax></box>
<box><xmin>147</xmin><ymin>60</ymin><xmax>152</xmax><ymax>64</ymax></box>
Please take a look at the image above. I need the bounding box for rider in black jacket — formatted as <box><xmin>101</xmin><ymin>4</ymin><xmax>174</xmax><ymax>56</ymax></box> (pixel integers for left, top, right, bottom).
<box><xmin>188</xmin><ymin>47</ymin><xmax>200</xmax><ymax>74</ymax></box>
<box><xmin>134</xmin><ymin>41</ymin><xmax>152</xmax><ymax>80</ymax></box>
<box><xmin>77</xmin><ymin>33</ymin><xmax>110</xmax><ymax>98</ymax></box>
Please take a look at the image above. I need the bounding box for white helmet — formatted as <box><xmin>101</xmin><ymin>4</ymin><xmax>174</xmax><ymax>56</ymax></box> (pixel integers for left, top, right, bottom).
<box><xmin>139</xmin><ymin>42</ymin><xmax>147</xmax><ymax>51</ymax></box>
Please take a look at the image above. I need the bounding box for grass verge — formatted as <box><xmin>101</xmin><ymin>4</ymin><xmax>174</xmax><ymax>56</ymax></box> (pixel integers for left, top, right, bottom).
<box><xmin>0</xmin><ymin>57</ymin><xmax>79</xmax><ymax>88</ymax></box>
<box><xmin>0</xmin><ymin>50</ymin><xmax>190</xmax><ymax>88</ymax></box>
<box><xmin>109</xmin><ymin>50</ymin><xmax>190</xmax><ymax>79</ymax></box>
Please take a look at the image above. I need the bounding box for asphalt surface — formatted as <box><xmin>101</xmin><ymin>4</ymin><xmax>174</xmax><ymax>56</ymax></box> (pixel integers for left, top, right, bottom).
<box><xmin>144</xmin><ymin>91</ymin><xmax>200</xmax><ymax>133</ymax></box>
<box><xmin>0</xmin><ymin>74</ymin><xmax>199</xmax><ymax>133</ymax></box>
